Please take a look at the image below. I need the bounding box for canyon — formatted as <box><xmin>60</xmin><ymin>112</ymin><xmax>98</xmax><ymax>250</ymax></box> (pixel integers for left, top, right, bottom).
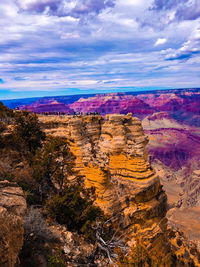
<box><xmin>143</xmin><ymin>112</ymin><xmax>200</xmax><ymax>248</ymax></box>
<box><xmin>24</xmin><ymin>88</ymin><xmax>199</xmax><ymax>250</ymax></box>
<box><xmin>39</xmin><ymin>113</ymin><xmax>200</xmax><ymax>265</ymax></box>
<box><xmin>1</xmin><ymin>88</ymin><xmax>200</xmax><ymax>265</ymax></box>
<box><xmin>3</xmin><ymin>88</ymin><xmax>200</xmax><ymax>128</ymax></box>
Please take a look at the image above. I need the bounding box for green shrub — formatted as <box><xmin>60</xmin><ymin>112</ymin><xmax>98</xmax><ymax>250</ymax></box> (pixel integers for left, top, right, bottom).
<box><xmin>116</xmin><ymin>238</ymin><xmax>165</xmax><ymax>267</ymax></box>
<box><xmin>14</xmin><ymin>110</ymin><xmax>45</xmax><ymax>154</ymax></box>
<box><xmin>18</xmin><ymin>182</ymin><xmax>37</xmax><ymax>205</ymax></box>
<box><xmin>46</xmin><ymin>185</ymin><xmax>103</xmax><ymax>241</ymax></box>
<box><xmin>0</xmin><ymin>172</ymin><xmax>15</xmax><ymax>182</ymax></box>
<box><xmin>0</xmin><ymin>102</ymin><xmax>14</xmax><ymax>123</ymax></box>
<box><xmin>47</xmin><ymin>249</ymin><xmax>65</xmax><ymax>267</ymax></box>
<box><xmin>0</xmin><ymin>121</ymin><xmax>6</xmax><ymax>133</ymax></box>
<box><xmin>31</xmin><ymin>136</ymin><xmax>76</xmax><ymax>198</ymax></box>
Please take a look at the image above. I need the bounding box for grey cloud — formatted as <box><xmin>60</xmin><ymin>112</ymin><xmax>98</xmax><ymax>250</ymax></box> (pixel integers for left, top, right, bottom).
<box><xmin>175</xmin><ymin>1</ymin><xmax>200</xmax><ymax>21</ymax></box>
<box><xmin>166</xmin><ymin>53</ymin><xmax>194</xmax><ymax>61</ymax></box>
<box><xmin>15</xmin><ymin>0</ymin><xmax>116</xmax><ymax>18</ymax></box>
<box><xmin>72</xmin><ymin>0</ymin><xmax>115</xmax><ymax>17</ymax></box>
<box><xmin>150</xmin><ymin>0</ymin><xmax>187</xmax><ymax>11</ymax></box>
<box><xmin>165</xmin><ymin>29</ymin><xmax>200</xmax><ymax>61</ymax></box>
<box><xmin>15</xmin><ymin>0</ymin><xmax>60</xmax><ymax>13</ymax></box>
<box><xmin>139</xmin><ymin>0</ymin><xmax>200</xmax><ymax>30</ymax></box>
<box><xmin>150</xmin><ymin>0</ymin><xmax>200</xmax><ymax>21</ymax></box>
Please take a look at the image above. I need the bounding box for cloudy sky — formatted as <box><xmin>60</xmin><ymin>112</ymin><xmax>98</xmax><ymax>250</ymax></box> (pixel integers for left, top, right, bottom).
<box><xmin>0</xmin><ymin>0</ymin><xmax>200</xmax><ymax>99</ymax></box>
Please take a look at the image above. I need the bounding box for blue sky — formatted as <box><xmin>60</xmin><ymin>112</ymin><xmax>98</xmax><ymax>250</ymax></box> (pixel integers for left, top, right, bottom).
<box><xmin>0</xmin><ymin>0</ymin><xmax>200</xmax><ymax>99</ymax></box>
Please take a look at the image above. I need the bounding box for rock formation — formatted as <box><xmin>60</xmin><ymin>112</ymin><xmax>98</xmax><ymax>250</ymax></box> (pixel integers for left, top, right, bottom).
<box><xmin>7</xmin><ymin>88</ymin><xmax>200</xmax><ymax>126</ymax></box>
<box><xmin>40</xmin><ymin>113</ymin><xmax>200</xmax><ymax>265</ymax></box>
<box><xmin>184</xmin><ymin>169</ymin><xmax>200</xmax><ymax>207</ymax></box>
<box><xmin>27</xmin><ymin>100</ymin><xmax>73</xmax><ymax>114</ymax></box>
<box><xmin>69</xmin><ymin>94</ymin><xmax>154</xmax><ymax>117</ymax></box>
<box><xmin>0</xmin><ymin>180</ymin><xmax>27</xmax><ymax>267</ymax></box>
<box><xmin>40</xmin><ymin>115</ymin><xmax>167</xmax><ymax>246</ymax></box>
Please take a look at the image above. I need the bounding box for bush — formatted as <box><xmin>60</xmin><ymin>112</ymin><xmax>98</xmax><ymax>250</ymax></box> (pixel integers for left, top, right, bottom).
<box><xmin>0</xmin><ymin>101</ymin><xmax>14</xmax><ymax>123</ymax></box>
<box><xmin>116</xmin><ymin>238</ymin><xmax>165</xmax><ymax>267</ymax></box>
<box><xmin>14</xmin><ymin>110</ymin><xmax>45</xmax><ymax>153</ymax></box>
<box><xmin>47</xmin><ymin>249</ymin><xmax>65</xmax><ymax>267</ymax></box>
<box><xmin>0</xmin><ymin>120</ymin><xmax>6</xmax><ymax>133</ymax></box>
<box><xmin>46</xmin><ymin>185</ymin><xmax>103</xmax><ymax>241</ymax></box>
<box><xmin>0</xmin><ymin>172</ymin><xmax>15</xmax><ymax>181</ymax></box>
<box><xmin>31</xmin><ymin>136</ymin><xmax>77</xmax><ymax>198</ymax></box>
<box><xmin>0</xmin><ymin>102</ymin><xmax>13</xmax><ymax>146</ymax></box>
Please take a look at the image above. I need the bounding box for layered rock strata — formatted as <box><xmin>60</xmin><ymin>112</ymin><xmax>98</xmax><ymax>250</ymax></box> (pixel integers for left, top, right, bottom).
<box><xmin>40</xmin><ymin>113</ymin><xmax>200</xmax><ymax>265</ymax></box>
<box><xmin>40</xmin><ymin>114</ymin><xmax>167</xmax><ymax>247</ymax></box>
<box><xmin>184</xmin><ymin>169</ymin><xmax>200</xmax><ymax>207</ymax></box>
<box><xmin>0</xmin><ymin>180</ymin><xmax>27</xmax><ymax>267</ymax></box>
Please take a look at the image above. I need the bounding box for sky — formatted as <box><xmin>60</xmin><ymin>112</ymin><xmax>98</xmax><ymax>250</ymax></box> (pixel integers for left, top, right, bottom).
<box><xmin>0</xmin><ymin>0</ymin><xmax>200</xmax><ymax>99</ymax></box>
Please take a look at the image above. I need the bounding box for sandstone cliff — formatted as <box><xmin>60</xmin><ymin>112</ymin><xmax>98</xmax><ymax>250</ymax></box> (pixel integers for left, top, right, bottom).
<box><xmin>0</xmin><ymin>180</ymin><xmax>27</xmax><ymax>267</ymax></box>
<box><xmin>40</xmin><ymin>113</ymin><xmax>200</xmax><ymax>265</ymax></box>
<box><xmin>40</xmin><ymin>115</ymin><xmax>167</xmax><ymax>245</ymax></box>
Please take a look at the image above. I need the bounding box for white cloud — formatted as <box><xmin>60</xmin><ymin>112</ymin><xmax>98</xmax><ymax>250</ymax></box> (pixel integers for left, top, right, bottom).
<box><xmin>154</xmin><ymin>38</ymin><xmax>167</xmax><ymax>46</ymax></box>
<box><xmin>0</xmin><ymin>0</ymin><xmax>200</xmax><ymax>97</ymax></box>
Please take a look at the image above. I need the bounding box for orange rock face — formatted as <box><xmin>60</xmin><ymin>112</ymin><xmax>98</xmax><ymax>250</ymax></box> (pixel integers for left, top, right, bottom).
<box><xmin>40</xmin><ymin>113</ymin><xmax>200</xmax><ymax>265</ymax></box>
<box><xmin>40</xmin><ymin>114</ymin><xmax>167</xmax><ymax>235</ymax></box>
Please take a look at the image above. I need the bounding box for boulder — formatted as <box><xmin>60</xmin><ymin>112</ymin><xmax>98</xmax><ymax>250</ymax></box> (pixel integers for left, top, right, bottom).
<box><xmin>0</xmin><ymin>180</ymin><xmax>26</xmax><ymax>267</ymax></box>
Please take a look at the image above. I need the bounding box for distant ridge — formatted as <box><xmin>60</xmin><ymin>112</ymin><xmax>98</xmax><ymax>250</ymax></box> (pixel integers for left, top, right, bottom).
<box><xmin>2</xmin><ymin>87</ymin><xmax>200</xmax><ymax>109</ymax></box>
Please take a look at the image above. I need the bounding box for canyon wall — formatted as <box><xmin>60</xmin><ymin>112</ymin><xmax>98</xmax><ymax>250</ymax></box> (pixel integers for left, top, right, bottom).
<box><xmin>40</xmin><ymin>113</ymin><xmax>200</xmax><ymax>265</ymax></box>
<box><xmin>40</xmin><ymin>114</ymin><xmax>168</xmax><ymax>249</ymax></box>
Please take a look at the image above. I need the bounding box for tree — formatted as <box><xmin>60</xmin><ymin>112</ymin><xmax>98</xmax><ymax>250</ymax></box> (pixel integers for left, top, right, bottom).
<box><xmin>0</xmin><ymin>121</ymin><xmax>5</xmax><ymax>133</ymax></box>
<box><xmin>0</xmin><ymin>102</ymin><xmax>13</xmax><ymax>145</ymax></box>
<box><xmin>31</xmin><ymin>136</ymin><xmax>76</xmax><ymax>197</ymax></box>
<box><xmin>0</xmin><ymin>101</ymin><xmax>13</xmax><ymax>123</ymax></box>
<box><xmin>14</xmin><ymin>110</ymin><xmax>45</xmax><ymax>153</ymax></box>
